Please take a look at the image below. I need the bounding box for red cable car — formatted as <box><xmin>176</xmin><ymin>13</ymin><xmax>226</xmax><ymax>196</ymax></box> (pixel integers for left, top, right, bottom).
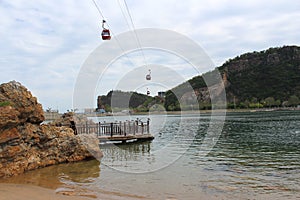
<box><xmin>101</xmin><ymin>20</ymin><xmax>111</xmax><ymax>40</ymax></box>
<box><xmin>102</xmin><ymin>29</ymin><xmax>111</xmax><ymax>40</ymax></box>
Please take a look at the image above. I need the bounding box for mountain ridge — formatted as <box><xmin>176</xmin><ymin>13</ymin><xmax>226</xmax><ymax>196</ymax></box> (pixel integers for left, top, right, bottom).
<box><xmin>165</xmin><ymin>45</ymin><xmax>300</xmax><ymax>110</ymax></box>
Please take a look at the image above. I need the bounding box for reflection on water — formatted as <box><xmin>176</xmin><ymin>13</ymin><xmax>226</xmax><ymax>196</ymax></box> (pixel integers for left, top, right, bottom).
<box><xmin>101</xmin><ymin>142</ymin><xmax>151</xmax><ymax>162</ymax></box>
<box><xmin>1</xmin><ymin>111</ymin><xmax>300</xmax><ymax>199</ymax></box>
<box><xmin>0</xmin><ymin>160</ymin><xmax>101</xmax><ymax>198</ymax></box>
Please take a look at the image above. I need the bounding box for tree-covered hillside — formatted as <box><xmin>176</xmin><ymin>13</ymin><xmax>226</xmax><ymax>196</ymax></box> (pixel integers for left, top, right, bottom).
<box><xmin>97</xmin><ymin>90</ymin><xmax>162</xmax><ymax>112</ymax></box>
<box><xmin>165</xmin><ymin>46</ymin><xmax>300</xmax><ymax>110</ymax></box>
<box><xmin>222</xmin><ymin>46</ymin><xmax>300</xmax><ymax>102</ymax></box>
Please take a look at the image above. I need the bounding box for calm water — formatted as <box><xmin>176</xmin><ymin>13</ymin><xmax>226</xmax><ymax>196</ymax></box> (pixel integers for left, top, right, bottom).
<box><xmin>2</xmin><ymin>111</ymin><xmax>300</xmax><ymax>199</ymax></box>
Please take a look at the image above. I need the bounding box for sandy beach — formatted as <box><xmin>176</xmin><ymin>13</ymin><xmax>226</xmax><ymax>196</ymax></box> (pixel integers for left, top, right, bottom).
<box><xmin>0</xmin><ymin>183</ymin><xmax>91</xmax><ymax>200</ymax></box>
<box><xmin>0</xmin><ymin>183</ymin><xmax>226</xmax><ymax>200</ymax></box>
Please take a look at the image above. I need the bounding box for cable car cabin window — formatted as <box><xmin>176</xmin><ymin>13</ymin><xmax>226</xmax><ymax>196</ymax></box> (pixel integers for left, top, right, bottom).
<box><xmin>101</xmin><ymin>29</ymin><xmax>111</xmax><ymax>40</ymax></box>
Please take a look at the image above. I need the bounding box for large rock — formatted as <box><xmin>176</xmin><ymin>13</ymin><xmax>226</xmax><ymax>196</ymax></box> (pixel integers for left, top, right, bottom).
<box><xmin>0</xmin><ymin>106</ymin><xmax>20</xmax><ymax>128</ymax></box>
<box><xmin>0</xmin><ymin>81</ymin><xmax>44</xmax><ymax>124</ymax></box>
<box><xmin>0</xmin><ymin>81</ymin><xmax>102</xmax><ymax>178</ymax></box>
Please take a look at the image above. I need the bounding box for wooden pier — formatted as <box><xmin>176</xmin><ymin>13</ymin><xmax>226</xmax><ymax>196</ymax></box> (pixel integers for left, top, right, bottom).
<box><xmin>76</xmin><ymin>119</ymin><xmax>154</xmax><ymax>144</ymax></box>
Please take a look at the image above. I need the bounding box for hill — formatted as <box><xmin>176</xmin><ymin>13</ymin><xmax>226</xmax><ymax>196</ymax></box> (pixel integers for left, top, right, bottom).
<box><xmin>165</xmin><ymin>45</ymin><xmax>300</xmax><ymax>110</ymax></box>
<box><xmin>97</xmin><ymin>90</ymin><xmax>163</xmax><ymax>112</ymax></box>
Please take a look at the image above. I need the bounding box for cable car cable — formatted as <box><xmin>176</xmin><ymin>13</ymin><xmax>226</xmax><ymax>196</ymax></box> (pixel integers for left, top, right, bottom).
<box><xmin>122</xmin><ymin>0</ymin><xmax>151</xmax><ymax>82</ymax></box>
<box><xmin>91</xmin><ymin>0</ymin><xmax>136</xmax><ymax>67</ymax></box>
<box><xmin>92</xmin><ymin>0</ymin><xmax>105</xmax><ymax>19</ymax></box>
<box><xmin>92</xmin><ymin>0</ymin><xmax>150</xmax><ymax>86</ymax></box>
<box><xmin>123</xmin><ymin>0</ymin><xmax>148</xmax><ymax>67</ymax></box>
<box><xmin>117</xmin><ymin>0</ymin><xmax>132</xmax><ymax>32</ymax></box>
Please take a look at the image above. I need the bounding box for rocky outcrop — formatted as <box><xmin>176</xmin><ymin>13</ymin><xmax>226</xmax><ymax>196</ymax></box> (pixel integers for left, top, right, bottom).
<box><xmin>0</xmin><ymin>81</ymin><xmax>102</xmax><ymax>178</ymax></box>
<box><xmin>0</xmin><ymin>80</ymin><xmax>44</xmax><ymax>124</ymax></box>
<box><xmin>49</xmin><ymin>112</ymin><xmax>95</xmax><ymax>133</ymax></box>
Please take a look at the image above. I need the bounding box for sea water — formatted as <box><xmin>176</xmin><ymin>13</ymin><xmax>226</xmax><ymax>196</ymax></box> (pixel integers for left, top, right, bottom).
<box><xmin>2</xmin><ymin>111</ymin><xmax>300</xmax><ymax>199</ymax></box>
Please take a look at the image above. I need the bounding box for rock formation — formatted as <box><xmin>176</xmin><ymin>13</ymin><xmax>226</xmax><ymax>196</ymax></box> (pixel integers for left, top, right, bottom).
<box><xmin>0</xmin><ymin>81</ymin><xmax>102</xmax><ymax>178</ymax></box>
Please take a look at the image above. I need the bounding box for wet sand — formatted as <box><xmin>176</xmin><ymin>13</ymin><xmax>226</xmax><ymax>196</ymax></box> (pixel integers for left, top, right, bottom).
<box><xmin>0</xmin><ymin>183</ymin><xmax>225</xmax><ymax>200</ymax></box>
<box><xmin>0</xmin><ymin>183</ymin><xmax>89</xmax><ymax>200</ymax></box>
<box><xmin>0</xmin><ymin>183</ymin><xmax>157</xmax><ymax>200</ymax></box>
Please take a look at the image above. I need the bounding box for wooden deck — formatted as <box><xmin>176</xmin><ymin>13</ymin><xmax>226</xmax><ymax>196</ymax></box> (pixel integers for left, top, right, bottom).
<box><xmin>76</xmin><ymin>119</ymin><xmax>154</xmax><ymax>144</ymax></box>
<box><xmin>98</xmin><ymin>134</ymin><xmax>155</xmax><ymax>143</ymax></box>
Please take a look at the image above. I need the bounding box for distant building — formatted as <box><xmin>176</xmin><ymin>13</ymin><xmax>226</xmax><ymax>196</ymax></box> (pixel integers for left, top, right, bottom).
<box><xmin>158</xmin><ymin>91</ymin><xmax>166</xmax><ymax>98</ymax></box>
<box><xmin>84</xmin><ymin>108</ymin><xmax>95</xmax><ymax>114</ymax></box>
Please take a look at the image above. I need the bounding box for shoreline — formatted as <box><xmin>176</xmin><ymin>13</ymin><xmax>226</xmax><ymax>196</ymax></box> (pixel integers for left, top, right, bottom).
<box><xmin>0</xmin><ymin>183</ymin><xmax>149</xmax><ymax>200</ymax></box>
<box><xmin>45</xmin><ymin>108</ymin><xmax>300</xmax><ymax>121</ymax></box>
<box><xmin>82</xmin><ymin>108</ymin><xmax>300</xmax><ymax>117</ymax></box>
<box><xmin>0</xmin><ymin>183</ymin><xmax>89</xmax><ymax>200</ymax></box>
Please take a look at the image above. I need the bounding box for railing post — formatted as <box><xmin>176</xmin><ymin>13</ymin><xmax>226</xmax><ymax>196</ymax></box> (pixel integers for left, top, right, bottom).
<box><xmin>128</xmin><ymin>121</ymin><xmax>131</xmax><ymax>135</ymax></box>
<box><xmin>123</xmin><ymin>122</ymin><xmax>126</xmax><ymax>136</ymax></box>
<box><xmin>141</xmin><ymin>122</ymin><xmax>144</xmax><ymax>134</ymax></box>
<box><xmin>98</xmin><ymin>122</ymin><xmax>101</xmax><ymax>136</ymax></box>
<box><xmin>119</xmin><ymin>121</ymin><xmax>122</xmax><ymax>135</ymax></box>
<box><xmin>147</xmin><ymin>118</ymin><xmax>150</xmax><ymax>133</ymax></box>
<box><xmin>135</xmin><ymin>119</ymin><xmax>139</xmax><ymax>135</ymax></box>
<box><xmin>86</xmin><ymin>121</ymin><xmax>88</xmax><ymax>134</ymax></box>
<box><xmin>110</xmin><ymin>122</ymin><xmax>113</xmax><ymax>137</ymax></box>
<box><xmin>133</xmin><ymin>121</ymin><xmax>136</xmax><ymax>135</ymax></box>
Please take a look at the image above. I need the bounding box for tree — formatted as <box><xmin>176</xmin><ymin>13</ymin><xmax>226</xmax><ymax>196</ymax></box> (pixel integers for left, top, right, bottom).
<box><xmin>275</xmin><ymin>99</ymin><xmax>281</xmax><ymax>107</ymax></box>
<box><xmin>288</xmin><ymin>95</ymin><xmax>299</xmax><ymax>107</ymax></box>
<box><xmin>264</xmin><ymin>97</ymin><xmax>275</xmax><ymax>108</ymax></box>
<box><xmin>251</xmin><ymin>97</ymin><xmax>258</xmax><ymax>103</ymax></box>
<box><xmin>244</xmin><ymin>99</ymin><xmax>250</xmax><ymax>108</ymax></box>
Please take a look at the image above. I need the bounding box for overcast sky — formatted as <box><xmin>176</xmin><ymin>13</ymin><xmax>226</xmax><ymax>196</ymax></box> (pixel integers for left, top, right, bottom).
<box><xmin>0</xmin><ymin>0</ymin><xmax>299</xmax><ymax>112</ymax></box>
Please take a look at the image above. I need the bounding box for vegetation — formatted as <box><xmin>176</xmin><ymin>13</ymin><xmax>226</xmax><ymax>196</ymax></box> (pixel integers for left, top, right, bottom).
<box><xmin>98</xmin><ymin>46</ymin><xmax>300</xmax><ymax>111</ymax></box>
<box><xmin>165</xmin><ymin>45</ymin><xmax>300</xmax><ymax>110</ymax></box>
<box><xmin>0</xmin><ymin>101</ymin><xmax>11</xmax><ymax>107</ymax></box>
<box><xmin>98</xmin><ymin>90</ymin><xmax>161</xmax><ymax>112</ymax></box>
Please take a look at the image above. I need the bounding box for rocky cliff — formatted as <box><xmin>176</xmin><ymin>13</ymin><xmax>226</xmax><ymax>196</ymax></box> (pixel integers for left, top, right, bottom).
<box><xmin>220</xmin><ymin>45</ymin><xmax>300</xmax><ymax>103</ymax></box>
<box><xmin>164</xmin><ymin>45</ymin><xmax>300</xmax><ymax>110</ymax></box>
<box><xmin>0</xmin><ymin>81</ymin><xmax>102</xmax><ymax>178</ymax></box>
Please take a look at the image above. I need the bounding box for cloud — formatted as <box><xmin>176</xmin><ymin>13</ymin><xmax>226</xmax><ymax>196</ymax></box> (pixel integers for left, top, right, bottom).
<box><xmin>0</xmin><ymin>0</ymin><xmax>299</xmax><ymax>112</ymax></box>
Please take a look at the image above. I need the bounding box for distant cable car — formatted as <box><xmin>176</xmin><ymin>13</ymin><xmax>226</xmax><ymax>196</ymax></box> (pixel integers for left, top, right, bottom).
<box><xmin>146</xmin><ymin>69</ymin><xmax>151</xmax><ymax>80</ymax></box>
<box><xmin>101</xmin><ymin>20</ymin><xmax>111</xmax><ymax>40</ymax></box>
<box><xmin>147</xmin><ymin>88</ymin><xmax>150</xmax><ymax>96</ymax></box>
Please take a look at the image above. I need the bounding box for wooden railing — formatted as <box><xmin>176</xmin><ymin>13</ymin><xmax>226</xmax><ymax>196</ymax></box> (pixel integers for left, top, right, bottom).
<box><xmin>76</xmin><ymin>119</ymin><xmax>150</xmax><ymax>137</ymax></box>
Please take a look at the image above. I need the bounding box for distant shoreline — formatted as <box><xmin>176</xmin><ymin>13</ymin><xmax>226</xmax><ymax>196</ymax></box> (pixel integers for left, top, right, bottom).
<box><xmin>45</xmin><ymin>108</ymin><xmax>300</xmax><ymax>121</ymax></box>
<box><xmin>80</xmin><ymin>107</ymin><xmax>300</xmax><ymax>117</ymax></box>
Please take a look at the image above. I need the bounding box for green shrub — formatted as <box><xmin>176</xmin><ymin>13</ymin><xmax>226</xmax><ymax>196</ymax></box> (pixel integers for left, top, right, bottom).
<box><xmin>0</xmin><ymin>101</ymin><xmax>11</xmax><ymax>107</ymax></box>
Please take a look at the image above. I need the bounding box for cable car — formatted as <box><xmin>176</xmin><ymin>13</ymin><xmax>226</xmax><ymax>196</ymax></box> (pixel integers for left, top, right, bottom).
<box><xmin>146</xmin><ymin>69</ymin><xmax>151</xmax><ymax>80</ymax></box>
<box><xmin>147</xmin><ymin>88</ymin><xmax>150</xmax><ymax>96</ymax></box>
<box><xmin>101</xmin><ymin>20</ymin><xmax>111</xmax><ymax>40</ymax></box>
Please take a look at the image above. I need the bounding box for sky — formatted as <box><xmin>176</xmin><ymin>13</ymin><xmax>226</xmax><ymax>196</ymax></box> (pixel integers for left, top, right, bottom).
<box><xmin>0</xmin><ymin>0</ymin><xmax>299</xmax><ymax>112</ymax></box>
